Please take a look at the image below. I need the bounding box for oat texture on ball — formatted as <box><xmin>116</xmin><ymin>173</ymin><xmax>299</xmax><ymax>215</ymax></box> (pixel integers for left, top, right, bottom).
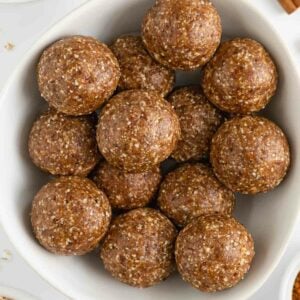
<box><xmin>142</xmin><ymin>0</ymin><xmax>222</xmax><ymax>70</ymax></box>
<box><xmin>38</xmin><ymin>35</ymin><xmax>120</xmax><ymax>116</ymax></box>
<box><xmin>210</xmin><ymin>116</ymin><xmax>290</xmax><ymax>194</ymax></box>
<box><xmin>97</xmin><ymin>90</ymin><xmax>181</xmax><ymax>172</ymax></box>
<box><xmin>158</xmin><ymin>163</ymin><xmax>235</xmax><ymax>227</ymax></box>
<box><xmin>202</xmin><ymin>38</ymin><xmax>278</xmax><ymax>114</ymax></box>
<box><xmin>169</xmin><ymin>86</ymin><xmax>224</xmax><ymax>162</ymax></box>
<box><xmin>28</xmin><ymin>109</ymin><xmax>100</xmax><ymax>176</ymax></box>
<box><xmin>92</xmin><ymin>161</ymin><xmax>162</xmax><ymax>210</ymax></box>
<box><xmin>100</xmin><ymin>208</ymin><xmax>177</xmax><ymax>288</ymax></box>
<box><xmin>175</xmin><ymin>215</ymin><xmax>255</xmax><ymax>292</ymax></box>
<box><xmin>31</xmin><ymin>176</ymin><xmax>111</xmax><ymax>255</ymax></box>
<box><xmin>111</xmin><ymin>35</ymin><xmax>175</xmax><ymax>96</ymax></box>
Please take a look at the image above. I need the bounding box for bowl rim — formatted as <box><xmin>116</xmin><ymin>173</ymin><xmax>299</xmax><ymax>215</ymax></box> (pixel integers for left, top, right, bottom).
<box><xmin>0</xmin><ymin>0</ymin><xmax>300</xmax><ymax>299</ymax></box>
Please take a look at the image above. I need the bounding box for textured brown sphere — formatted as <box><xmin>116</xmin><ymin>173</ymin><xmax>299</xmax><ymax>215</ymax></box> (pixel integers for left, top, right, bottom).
<box><xmin>28</xmin><ymin>109</ymin><xmax>100</xmax><ymax>176</ymax></box>
<box><xmin>111</xmin><ymin>35</ymin><xmax>175</xmax><ymax>96</ymax></box>
<box><xmin>142</xmin><ymin>0</ymin><xmax>222</xmax><ymax>70</ymax></box>
<box><xmin>158</xmin><ymin>163</ymin><xmax>234</xmax><ymax>227</ymax></box>
<box><xmin>97</xmin><ymin>90</ymin><xmax>181</xmax><ymax>172</ymax></box>
<box><xmin>31</xmin><ymin>176</ymin><xmax>111</xmax><ymax>255</ymax></box>
<box><xmin>100</xmin><ymin>208</ymin><xmax>177</xmax><ymax>288</ymax></box>
<box><xmin>175</xmin><ymin>215</ymin><xmax>255</xmax><ymax>292</ymax></box>
<box><xmin>92</xmin><ymin>161</ymin><xmax>162</xmax><ymax>210</ymax></box>
<box><xmin>38</xmin><ymin>35</ymin><xmax>120</xmax><ymax>116</ymax></box>
<box><xmin>210</xmin><ymin>116</ymin><xmax>290</xmax><ymax>194</ymax></box>
<box><xmin>169</xmin><ymin>86</ymin><xmax>223</xmax><ymax>161</ymax></box>
<box><xmin>202</xmin><ymin>38</ymin><xmax>278</xmax><ymax>114</ymax></box>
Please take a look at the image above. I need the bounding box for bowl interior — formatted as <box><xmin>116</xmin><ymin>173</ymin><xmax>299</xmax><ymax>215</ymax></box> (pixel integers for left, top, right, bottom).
<box><xmin>0</xmin><ymin>0</ymin><xmax>300</xmax><ymax>299</ymax></box>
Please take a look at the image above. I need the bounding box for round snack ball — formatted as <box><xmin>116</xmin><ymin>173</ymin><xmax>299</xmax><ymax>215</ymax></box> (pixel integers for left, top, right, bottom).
<box><xmin>175</xmin><ymin>215</ymin><xmax>255</xmax><ymax>292</ymax></box>
<box><xmin>97</xmin><ymin>90</ymin><xmax>181</xmax><ymax>172</ymax></box>
<box><xmin>100</xmin><ymin>208</ymin><xmax>177</xmax><ymax>288</ymax></box>
<box><xmin>169</xmin><ymin>86</ymin><xmax>223</xmax><ymax>161</ymax></box>
<box><xmin>202</xmin><ymin>38</ymin><xmax>278</xmax><ymax>114</ymax></box>
<box><xmin>38</xmin><ymin>35</ymin><xmax>120</xmax><ymax>116</ymax></box>
<box><xmin>28</xmin><ymin>109</ymin><xmax>100</xmax><ymax>176</ymax></box>
<box><xmin>92</xmin><ymin>161</ymin><xmax>162</xmax><ymax>210</ymax></box>
<box><xmin>111</xmin><ymin>35</ymin><xmax>175</xmax><ymax>96</ymax></box>
<box><xmin>142</xmin><ymin>0</ymin><xmax>222</xmax><ymax>70</ymax></box>
<box><xmin>158</xmin><ymin>163</ymin><xmax>234</xmax><ymax>227</ymax></box>
<box><xmin>31</xmin><ymin>176</ymin><xmax>111</xmax><ymax>255</ymax></box>
<box><xmin>210</xmin><ymin>116</ymin><xmax>290</xmax><ymax>194</ymax></box>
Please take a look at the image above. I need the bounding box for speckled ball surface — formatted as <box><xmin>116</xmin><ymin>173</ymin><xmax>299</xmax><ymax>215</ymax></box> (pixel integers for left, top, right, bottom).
<box><xmin>210</xmin><ymin>116</ymin><xmax>290</xmax><ymax>194</ymax></box>
<box><xmin>158</xmin><ymin>163</ymin><xmax>234</xmax><ymax>227</ymax></box>
<box><xmin>202</xmin><ymin>38</ymin><xmax>278</xmax><ymax>114</ymax></box>
<box><xmin>175</xmin><ymin>215</ymin><xmax>255</xmax><ymax>292</ymax></box>
<box><xmin>142</xmin><ymin>0</ymin><xmax>222</xmax><ymax>70</ymax></box>
<box><xmin>92</xmin><ymin>161</ymin><xmax>162</xmax><ymax>210</ymax></box>
<box><xmin>31</xmin><ymin>176</ymin><xmax>111</xmax><ymax>255</ymax></box>
<box><xmin>111</xmin><ymin>35</ymin><xmax>175</xmax><ymax>96</ymax></box>
<box><xmin>169</xmin><ymin>86</ymin><xmax>223</xmax><ymax>162</ymax></box>
<box><xmin>28</xmin><ymin>109</ymin><xmax>100</xmax><ymax>176</ymax></box>
<box><xmin>38</xmin><ymin>35</ymin><xmax>120</xmax><ymax>116</ymax></box>
<box><xmin>100</xmin><ymin>208</ymin><xmax>177</xmax><ymax>288</ymax></box>
<box><xmin>97</xmin><ymin>90</ymin><xmax>181</xmax><ymax>172</ymax></box>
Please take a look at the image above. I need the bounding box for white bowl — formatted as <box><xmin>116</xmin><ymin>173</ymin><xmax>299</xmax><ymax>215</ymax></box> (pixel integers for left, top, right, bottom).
<box><xmin>0</xmin><ymin>285</ymin><xmax>38</xmax><ymax>300</ymax></box>
<box><xmin>0</xmin><ymin>0</ymin><xmax>300</xmax><ymax>299</ymax></box>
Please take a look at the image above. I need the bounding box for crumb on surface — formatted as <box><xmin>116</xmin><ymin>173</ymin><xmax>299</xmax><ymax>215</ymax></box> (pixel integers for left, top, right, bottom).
<box><xmin>4</xmin><ymin>42</ymin><xmax>15</xmax><ymax>51</ymax></box>
<box><xmin>1</xmin><ymin>249</ymin><xmax>12</xmax><ymax>261</ymax></box>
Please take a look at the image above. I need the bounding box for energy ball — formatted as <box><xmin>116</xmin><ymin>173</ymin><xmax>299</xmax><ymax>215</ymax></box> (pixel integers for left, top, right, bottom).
<box><xmin>97</xmin><ymin>90</ymin><xmax>181</xmax><ymax>172</ymax></box>
<box><xmin>31</xmin><ymin>176</ymin><xmax>111</xmax><ymax>255</ymax></box>
<box><xmin>92</xmin><ymin>161</ymin><xmax>162</xmax><ymax>210</ymax></box>
<box><xmin>202</xmin><ymin>38</ymin><xmax>278</xmax><ymax>114</ymax></box>
<box><xmin>142</xmin><ymin>0</ymin><xmax>222</xmax><ymax>70</ymax></box>
<box><xmin>169</xmin><ymin>86</ymin><xmax>223</xmax><ymax>161</ymax></box>
<box><xmin>158</xmin><ymin>163</ymin><xmax>234</xmax><ymax>227</ymax></box>
<box><xmin>38</xmin><ymin>35</ymin><xmax>120</xmax><ymax>116</ymax></box>
<box><xmin>175</xmin><ymin>215</ymin><xmax>255</xmax><ymax>292</ymax></box>
<box><xmin>210</xmin><ymin>116</ymin><xmax>290</xmax><ymax>194</ymax></box>
<box><xmin>111</xmin><ymin>35</ymin><xmax>175</xmax><ymax>96</ymax></box>
<box><xmin>28</xmin><ymin>109</ymin><xmax>100</xmax><ymax>176</ymax></box>
<box><xmin>100</xmin><ymin>208</ymin><xmax>177</xmax><ymax>288</ymax></box>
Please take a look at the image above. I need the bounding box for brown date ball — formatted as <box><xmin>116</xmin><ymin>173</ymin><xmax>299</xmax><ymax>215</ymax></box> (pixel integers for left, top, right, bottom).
<box><xmin>28</xmin><ymin>109</ymin><xmax>100</xmax><ymax>176</ymax></box>
<box><xmin>100</xmin><ymin>208</ymin><xmax>177</xmax><ymax>288</ymax></box>
<box><xmin>97</xmin><ymin>90</ymin><xmax>181</xmax><ymax>173</ymax></box>
<box><xmin>38</xmin><ymin>35</ymin><xmax>120</xmax><ymax>116</ymax></box>
<box><xmin>111</xmin><ymin>35</ymin><xmax>175</xmax><ymax>96</ymax></box>
<box><xmin>157</xmin><ymin>163</ymin><xmax>234</xmax><ymax>227</ymax></box>
<box><xmin>169</xmin><ymin>86</ymin><xmax>223</xmax><ymax>162</ymax></box>
<box><xmin>92</xmin><ymin>161</ymin><xmax>162</xmax><ymax>210</ymax></box>
<box><xmin>142</xmin><ymin>0</ymin><xmax>222</xmax><ymax>70</ymax></box>
<box><xmin>210</xmin><ymin>116</ymin><xmax>290</xmax><ymax>194</ymax></box>
<box><xmin>202</xmin><ymin>38</ymin><xmax>278</xmax><ymax>114</ymax></box>
<box><xmin>175</xmin><ymin>215</ymin><xmax>255</xmax><ymax>292</ymax></box>
<box><xmin>31</xmin><ymin>176</ymin><xmax>111</xmax><ymax>255</ymax></box>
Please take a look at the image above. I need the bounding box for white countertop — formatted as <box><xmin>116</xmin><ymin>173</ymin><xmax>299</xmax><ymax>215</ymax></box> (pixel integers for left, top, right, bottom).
<box><xmin>0</xmin><ymin>1</ymin><xmax>299</xmax><ymax>299</ymax></box>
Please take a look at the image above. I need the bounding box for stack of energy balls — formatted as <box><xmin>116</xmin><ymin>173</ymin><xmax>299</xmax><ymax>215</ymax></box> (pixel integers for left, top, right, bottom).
<box><xmin>28</xmin><ymin>0</ymin><xmax>290</xmax><ymax>294</ymax></box>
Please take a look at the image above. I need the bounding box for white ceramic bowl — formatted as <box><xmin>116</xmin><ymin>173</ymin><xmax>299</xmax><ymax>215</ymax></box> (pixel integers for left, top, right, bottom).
<box><xmin>0</xmin><ymin>0</ymin><xmax>300</xmax><ymax>299</ymax></box>
<box><xmin>0</xmin><ymin>285</ymin><xmax>38</xmax><ymax>300</ymax></box>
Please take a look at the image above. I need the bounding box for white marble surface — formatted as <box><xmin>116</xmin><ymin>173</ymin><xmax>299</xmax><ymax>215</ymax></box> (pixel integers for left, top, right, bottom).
<box><xmin>0</xmin><ymin>1</ymin><xmax>299</xmax><ymax>299</ymax></box>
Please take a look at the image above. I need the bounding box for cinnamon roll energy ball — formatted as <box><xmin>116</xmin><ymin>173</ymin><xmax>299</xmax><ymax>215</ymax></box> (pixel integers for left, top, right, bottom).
<box><xmin>92</xmin><ymin>161</ymin><xmax>161</xmax><ymax>210</ymax></box>
<box><xmin>158</xmin><ymin>163</ymin><xmax>234</xmax><ymax>227</ymax></box>
<box><xmin>142</xmin><ymin>0</ymin><xmax>222</xmax><ymax>70</ymax></box>
<box><xmin>100</xmin><ymin>208</ymin><xmax>177</xmax><ymax>288</ymax></box>
<box><xmin>175</xmin><ymin>215</ymin><xmax>255</xmax><ymax>292</ymax></box>
<box><xmin>97</xmin><ymin>90</ymin><xmax>181</xmax><ymax>172</ymax></box>
<box><xmin>38</xmin><ymin>35</ymin><xmax>120</xmax><ymax>116</ymax></box>
<box><xmin>169</xmin><ymin>86</ymin><xmax>223</xmax><ymax>161</ymax></box>
<box><xmin>28</xmin><ymin>109</ymin><xmax>100</xmax><ymax>176</ymax></box>
<box><xmin>111</xmin><ymin>35</ymin><xmax>175</xmax><ymax>96</ymax></box>
<box><xmin>31</xmin><ymin>176</ymin><xmax>111</xmax><ymax>255</ymax></box>
<box><xmin>210</xmin><ymin>116</ymin><xmax>290</xmax><ymax>194</ymax></box>
<box><xmin>202</xmin><ymin>38</ymin><xmax>278</xmax><ymax>114</ymax></box>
